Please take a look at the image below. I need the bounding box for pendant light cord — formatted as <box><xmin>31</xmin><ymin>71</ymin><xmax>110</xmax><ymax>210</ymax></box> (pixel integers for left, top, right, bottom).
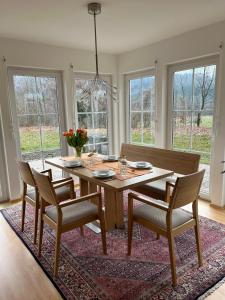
<box><xmin>93</xmin><ymin>12</ymin><xmax>99</xmax><ymax>76</ymax></box>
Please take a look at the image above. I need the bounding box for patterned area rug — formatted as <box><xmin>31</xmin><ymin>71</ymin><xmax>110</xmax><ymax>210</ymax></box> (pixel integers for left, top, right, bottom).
<box><xmin>1</xmin><ymin>195</ymin><xmax>225</xmax><ymax>300</ymax></box>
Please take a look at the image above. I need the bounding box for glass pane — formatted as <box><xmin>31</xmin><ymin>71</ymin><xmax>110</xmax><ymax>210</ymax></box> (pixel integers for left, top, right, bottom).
<box><xmin>75</xmin><ymin>79</ymin><xmax>92</xmax><ymax>112</ymax></box>
<box><xmin>18</xmin><ymin>115</ymin><xmax>41</xmax><ymax>153</ymax></box>
<box><xmin>172</xmin><ymin>111</ymin><xmax>191</xmax><ymax>150</ymax></box>
<box><xmin>194</xmin><ymin>65</ymin><xmax>216</xmax><ymax>112</ymax></box>
<box><xmin>78</xmin><ymin>113</ymin><xmax>94</xmax><ymax>143</ymax></box>
<box><xmin>173</xmin><ymin>69</ymin><xmax>193</xmax><ymax>111</ymax></box>
<box><xmin>13</xmin><ymin>75</ymin><xmax>38</xmax><ymax>115</ymax></box>
<box><xmin>131</xmin><ymin>112</ymin><xmax>142</xmax><ymax>143</ymax></box>
<box><xmin>143</xmin><ymin>76</ymin><xmax>155</xmax><ymax>111</ymax></box>
<box><xmin>36</xmin><ymin>77</ymin><xmax>58</xmax><ymax>114</ymax></box>
<box><xmin>40</xmin><ymin>114</ymin><xmax>60</xmax><ymax>151</ymax></box>
<box><xmin>143</xmin><ymin>112</ymin><xmax>155</xmax><ymax>145</ymax></box>
<box><xmin>130</xmin><ymin>79</ymin><xmax>141</xmax><ymax>111</ymax></box>
<box><xmin>192</xmin><ymin>112</ymin><xmax>213</xmax><ymax>164</ymax></box>
<box><xmin>93</xmin><ymin>89</ymin><xmax>107</xmax><ymax>112</ymax></box>
<box><xmin>93</xmin><ymin>113</ymin><xmax>108</xmax><ymax>144</ymax></box>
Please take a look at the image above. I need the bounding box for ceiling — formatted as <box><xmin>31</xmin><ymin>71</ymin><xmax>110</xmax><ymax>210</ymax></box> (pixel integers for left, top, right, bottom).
<box><xmin>1</xmin><ymin>0</ymin><xmax>225</xmax><ymax>54</ymax></box>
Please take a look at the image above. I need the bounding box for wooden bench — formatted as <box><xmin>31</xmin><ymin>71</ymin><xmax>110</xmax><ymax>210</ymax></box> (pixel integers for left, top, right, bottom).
<box><xmin>120</xmin><ymin>143</ymin><xmax>201</xmax><ymax>201</ymax></box>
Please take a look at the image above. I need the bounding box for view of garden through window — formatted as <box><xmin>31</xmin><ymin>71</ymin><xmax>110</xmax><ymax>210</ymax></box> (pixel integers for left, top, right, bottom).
<box><xmin>129</xmin><ymin>75</ymin><xmax>155</xmax><ymax>145</ymax></box>
<box><xmin>11</xmin><ymin>74</ymin><xmax>63</xmax><ymax>178</ymax></box>
<box><xmin>75</xmin><ymin>78</ymin><xmax>110</xmax><ymax>154</ymax></box>
<box><xmin>172</xmin><ymin>64</ymin><xmax>216</xmax><ymax>196</ymax></box>
<box><xmin>172</xmin><ymin>65</ymin><xmax>216</xmax><ymax>165</ymax></box>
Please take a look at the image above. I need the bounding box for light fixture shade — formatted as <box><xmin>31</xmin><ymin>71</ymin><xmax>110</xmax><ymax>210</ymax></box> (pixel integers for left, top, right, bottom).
<box><xmin>79</xmin><ymin>3</ymin><xmax>117</xmax><ymax>102</ymax></box>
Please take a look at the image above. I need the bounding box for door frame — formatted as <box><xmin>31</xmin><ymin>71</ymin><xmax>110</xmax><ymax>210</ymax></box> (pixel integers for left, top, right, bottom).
<box><xmin>0</xmin><ymin>109</ymin><xmax>8</xmax><ymax>202</ymax></box>
<box><xmin>167</xmin><ymin>55</ymin><xmax>220</xmax><ymax>200</ymax></box>
<box><xmin>8</xmin><ymin>67</ymin><xmax>67</xmax><ymax>162</ymax></box>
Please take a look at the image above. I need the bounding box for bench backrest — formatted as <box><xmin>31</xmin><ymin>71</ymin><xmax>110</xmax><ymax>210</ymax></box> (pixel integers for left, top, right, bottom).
<box><xmin>120</xmin><ymin>143</ymin><xmax>200</xmax><ymax>175</ymax></box>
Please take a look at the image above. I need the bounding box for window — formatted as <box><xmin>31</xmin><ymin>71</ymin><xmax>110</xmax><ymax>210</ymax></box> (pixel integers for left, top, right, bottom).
<box><xmin>8</xmin><ymin>69</ymin><xmax>66</xmax><ymax>180</ymax></box>
<box><xmin>74</xmin><ymin>74</ymin><xmax>112</xmax><ymax>155</ymax></box>
<box><xmin>126</xmin><ymin>71</ymin><xmax>156</xmax><ymax>145</ymax></box>
<box><xmin>168</xmin><ymin>57</ymin><xmax>218</xmax><ymax>197</ymax></box>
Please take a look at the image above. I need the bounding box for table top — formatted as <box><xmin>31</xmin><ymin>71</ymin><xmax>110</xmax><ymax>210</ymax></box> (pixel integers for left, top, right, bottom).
<box><xmin>45</xmin><ymin>157</ymin><xmax>174</xmax><ymax>192</ymax></box>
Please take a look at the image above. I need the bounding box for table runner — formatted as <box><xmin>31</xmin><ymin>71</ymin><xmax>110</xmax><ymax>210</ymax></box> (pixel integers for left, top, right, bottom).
<box><xmin>60</xmin><ymin>155</ymin><xmax>152</xmax><ymax>181</ymax></box>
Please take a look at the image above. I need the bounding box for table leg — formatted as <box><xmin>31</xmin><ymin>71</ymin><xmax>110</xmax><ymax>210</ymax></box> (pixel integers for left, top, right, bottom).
<box><xmin>80</xmin><ymin>178</ymin><xmax>89</xmax><ymax>196</ymax></box>
<box><xmin>89</xmin><ymin>182</ymin><xmax>99</xmax><ymax>205</ymax></box>
<box><xmin>104</xmin><ymin>189</ymin><xmax>124</xmax><ymax>231</ymax></box>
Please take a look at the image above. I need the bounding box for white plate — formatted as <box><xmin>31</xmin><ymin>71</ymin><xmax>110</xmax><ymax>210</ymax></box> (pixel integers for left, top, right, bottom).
<box><xmin>128</xmin><ymin>161</ymin><xmax>152</xmax><ymax>169</ymax></box>
<box><xmin>92</xmin><ymin>169</ymin><xmax>115</xmax><ymax>178</ymax></box>
<box><xmin>103</xmin><ymin>155</ymin><xmax>118</xmax><ymax>161</ymax></box>
<box><xmin>63</xmin><ymin>160</ymin><xmax>82</xmax><ymax>168</ymax></box>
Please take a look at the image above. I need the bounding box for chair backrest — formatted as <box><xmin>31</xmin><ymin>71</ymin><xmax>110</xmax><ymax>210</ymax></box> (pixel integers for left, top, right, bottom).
<box><xmin>32</xmin><ymin>169</ymin><xmax>57</xmax><ymax>206</ymax></box>
<box><xmin>17</xmin><ymin>160</ymin><xmax>36</xmax><ymax>187</ymax></box>
<box><xmin>170</xmin><ymin>170</ymin><xmax>205</xmax><ymax>209</ymax></box>
<box><xmin>120</xmin><ymin>143</ymin><xmax>200</xmax><ymax>174</ymax></box>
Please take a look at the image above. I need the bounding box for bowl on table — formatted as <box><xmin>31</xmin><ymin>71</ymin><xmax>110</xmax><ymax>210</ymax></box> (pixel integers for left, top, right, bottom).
<box><xmin>63</xmin><ymin>160</ymin><xmax>82</xmax><ymax>168</ymax></box>
<box><xmin>103</xmin><ymin>155</ymin><xmax>118</xmax><ymax>162</ymax></box>
<box><xmin>129</xmin><ymin>161</ymin><xmax>152</xmax><ymax>169</ymax></box>
<box><xmin>92</xmin><ymin>169</ymin><xmax>115</xmax><ymax>178</ymax></box>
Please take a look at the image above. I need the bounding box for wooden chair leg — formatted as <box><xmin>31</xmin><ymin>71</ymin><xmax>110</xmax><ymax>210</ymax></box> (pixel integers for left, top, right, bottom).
<box><xmin>194</xmin><ymin>222</ymin><xmax>203</xmax><ymax>267</ymax></box>
<box><xmin>54</xmin><ymin>229</ymin><xmax>62</xmax><ymax>277</ymax></box>
<box><xmin>33</xmin><ymin>203</ymin><xmax>39</xmax><ymax>244</ymax></box>
<box><xmin>99</xmin><ymin>213</ymin><xmax>107</xmax><ymax>255</ymax></box>
<box><xmin>21</xmin><ymin>199</ymin><xmax>26</xmax><ymax>232</ymax></box>
<box><xmin>127</xmin><ymin>217</ymin><xmax>133</xmax><ymax>256</ymax></box>
<box><xmin>168</xmin><ymin>233</ymin><xmax>177</xmax><ymax>288</ymax></box>
<box><xmin>80</xmin><ymin>226</ymin><xmax>84</xmax><ymax>236</ymax></box>
<box><xmin>156</xmin><ymin>233</ymin><xmax>160</xmax><ymax>240</ymax></box>
<box><xmin>38</xmin><ymin>212</ymin><xmax>44</xmax><ymax>257</ymax></box>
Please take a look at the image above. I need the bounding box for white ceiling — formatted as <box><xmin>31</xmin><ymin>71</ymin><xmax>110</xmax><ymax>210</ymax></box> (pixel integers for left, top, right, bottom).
<box><xmin>1</xmin><ymin>0</ymin><xmax>225</xmax><ymax>54</ymax></box>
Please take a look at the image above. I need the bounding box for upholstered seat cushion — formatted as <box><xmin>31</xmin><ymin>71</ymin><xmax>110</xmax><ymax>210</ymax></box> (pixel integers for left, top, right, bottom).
<box><xmin>133</xmin><ymin>200</ymin><xmax>193</xmax><ymax>229</ymax></box>
<box><xmin>54</xmin><ymin>185</ymin><xmax>73</xmax><ymax>202</ymax></box>
<box><xmin>132</xmin><ymin>175</ymin><xmax>178</xmax><ymax>200</ymax></box>
<box><xmin>46</xmin><ymin>201</ymin><xmax>98</xmax><ymax>225</ymax></box>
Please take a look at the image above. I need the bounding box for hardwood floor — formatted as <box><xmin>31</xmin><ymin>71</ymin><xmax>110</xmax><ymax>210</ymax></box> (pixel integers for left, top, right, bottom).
<box><xmin>0</xmin><ymin>199</ymin><xmax>224</xmax><ymax>300</ymax></box>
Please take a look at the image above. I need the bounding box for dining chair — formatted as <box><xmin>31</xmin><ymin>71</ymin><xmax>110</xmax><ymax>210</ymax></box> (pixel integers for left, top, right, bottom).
<box><xmin>127</xmin><ymin>169</ymin><xmax>205</xmax><ymax>287</ymax></box>
<box><xmin>17</xmin><ymin>160</ymin><xmax>76</xmax><ymax>244</ymax></box>
<box><xmin>33</xmin><ymin>169</ymin><xmax>107</xmax><ymax>277</ymax></box>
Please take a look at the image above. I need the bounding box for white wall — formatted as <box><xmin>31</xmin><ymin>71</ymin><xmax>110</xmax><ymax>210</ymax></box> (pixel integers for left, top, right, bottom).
<box><xmin>0</xmin><ymin>37</ymin><xmax>118</xmax><ymax>200</ymax></box>
<box><xmin>118</xmin><ymin>20</ymin><xmax>225</xmax><ymax>207</ymax></box>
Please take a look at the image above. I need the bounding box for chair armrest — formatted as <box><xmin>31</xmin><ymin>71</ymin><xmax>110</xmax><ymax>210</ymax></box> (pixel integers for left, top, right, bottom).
<box><xmin>166</xmin><ymin>181</ymin><xmax>175</xmax><ymax>188</ymax></box>
<box><xmin>41</xmin><ymin>169</ymin><xmax>52</xmax><ymax>181</ymax></box>
<box><xmin>53</xmin><ymin>179</ymin><xmax>74</xmax><ymax>189</ymax></box>
<box><xmin>165</xmin><ymin>181</ymin><xmax>175</xmax><ymax>202</ymax></box>
<box><xmin>59</xmin><ymin>192</ymin><xmax>101</xmax><ymax>208</ymax></box>
<box><xmin>128</xmin><ymin>192</ymin><xmax>169</xmax><ymax>212</ymax></box>
<box><xmin>52</xmin><ymin>177</ymin><xmax>73</xmax><ymax>185</ymax></box>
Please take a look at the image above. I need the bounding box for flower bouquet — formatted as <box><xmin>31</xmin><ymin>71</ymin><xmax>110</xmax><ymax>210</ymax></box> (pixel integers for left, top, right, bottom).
<box><xmin>63</xmin><ymin>128</ymin><xmax>88</xmax><ymax>158</ymax></box>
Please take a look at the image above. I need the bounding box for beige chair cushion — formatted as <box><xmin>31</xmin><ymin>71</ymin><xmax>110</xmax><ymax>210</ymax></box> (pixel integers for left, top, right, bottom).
<box><xmin>132</xmin><ymin>175</ymin><xmax>178</xmax><ymax>200</ymax></box>
<box><xmin>133</xmin><ymin>200</ymin><xmax>193</xmax><ymax>229</ymax></box>
<box><xmin>55</xmin><ymin>186</ymin><xmax>73</xmax><ymax>202</ymax></box>
<box><xmin>46</xmin><ymin>201</ymin><xmax>98</xmax><ymax>225</ymax></box>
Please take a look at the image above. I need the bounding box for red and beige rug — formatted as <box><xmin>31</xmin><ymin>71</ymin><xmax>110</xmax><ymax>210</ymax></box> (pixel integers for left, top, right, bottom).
<box><xmin>1</xmin><ymin>194</ymin><xmax>225</xmax><ymax>300</ymax></box>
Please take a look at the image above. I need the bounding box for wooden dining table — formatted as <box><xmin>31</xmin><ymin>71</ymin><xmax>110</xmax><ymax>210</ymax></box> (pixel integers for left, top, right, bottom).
<box><xmin>45</xmin><ymin>156</ymin><xmax>174</xmax><ymax>231</ymax></box>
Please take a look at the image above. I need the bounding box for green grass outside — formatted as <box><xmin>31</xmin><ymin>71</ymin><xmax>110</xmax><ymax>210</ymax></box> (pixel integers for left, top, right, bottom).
<box><xmin>19</xmin><ymin>115</ymin><xmax>212</xmax><ymax>165</ymax></box>
<box><xmin>20</xmin><ymin>128</ymin><xmax>60</xmax><ymax>152</ymax></box>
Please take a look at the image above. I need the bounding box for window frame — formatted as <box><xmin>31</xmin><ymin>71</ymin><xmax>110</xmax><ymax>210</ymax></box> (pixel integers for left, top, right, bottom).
<box><xmin>167</xmin><ymin>55</ymin><xmax>220</xmax><ymax>200</ymax></box>
<box><xmin>74</xmin><ymin>72</ymin><xmax>113</xmax><ymax>154</ymax></box>
<box><xmin>125</xmin><ymin>69</ymin><xmax>156</xmax><ymax>146</ymax></box>
<box><xmin>8</xmin><ymin>67</ymin><xmax>67</xmax><ymax>163</ymax></box>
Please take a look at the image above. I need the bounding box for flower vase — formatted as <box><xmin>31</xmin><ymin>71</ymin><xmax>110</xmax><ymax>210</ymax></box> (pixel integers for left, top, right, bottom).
<box><xmin>74</xmin><ymin>147</ymin><xmax>82</xmax><ymax>160</ymax></box>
